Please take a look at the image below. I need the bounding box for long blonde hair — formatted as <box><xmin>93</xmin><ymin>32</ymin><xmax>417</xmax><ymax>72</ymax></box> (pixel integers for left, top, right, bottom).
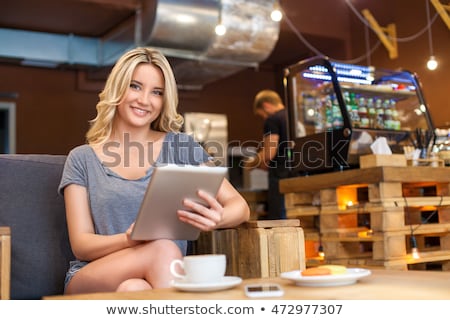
<box><xmin>86</xmin><ymin>47</ymin><xmax>183</xmax><ymax>145</ymax></box>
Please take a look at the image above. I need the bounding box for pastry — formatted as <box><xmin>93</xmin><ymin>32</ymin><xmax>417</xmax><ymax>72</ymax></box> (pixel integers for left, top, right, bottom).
<box><xmin>318</xmin><ymin>264</ymin><xmax>347</xmax><ymax>275</ymax></box>
<box><xmin>301</xmin><ymin>267</ymin><xmax>332</xmax><ymax>276</ymax></box>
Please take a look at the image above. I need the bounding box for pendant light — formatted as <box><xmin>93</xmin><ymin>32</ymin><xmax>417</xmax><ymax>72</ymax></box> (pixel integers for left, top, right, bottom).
<box><xmin>271</xmin><ymin>1</ymin><xmax>283</xmax><ymax>22</ymax></box>
<box><xmin>426</xmin><ymin>0</ymin><xmax>438</xmax><ymax>70</ymax></box>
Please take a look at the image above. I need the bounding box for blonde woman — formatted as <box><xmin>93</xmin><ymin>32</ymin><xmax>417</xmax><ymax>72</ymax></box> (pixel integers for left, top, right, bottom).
<box><xmin>58</xmin><ymin>47</ymin><xmax>249</xmax><ymax>294</ymax></box>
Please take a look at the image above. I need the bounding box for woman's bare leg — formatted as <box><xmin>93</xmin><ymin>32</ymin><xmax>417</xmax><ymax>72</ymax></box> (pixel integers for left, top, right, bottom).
<box><xmin>65</xmin><ymin>239</ymin><xmax>182</xmax><ymax>294</ymax></box>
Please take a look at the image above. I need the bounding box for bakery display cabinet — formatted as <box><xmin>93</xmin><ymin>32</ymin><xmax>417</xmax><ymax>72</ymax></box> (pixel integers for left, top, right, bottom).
<box><xmin>283</xmin><ymin>56</ymin><xmax>435</xmax><ymax>176</ymax></box>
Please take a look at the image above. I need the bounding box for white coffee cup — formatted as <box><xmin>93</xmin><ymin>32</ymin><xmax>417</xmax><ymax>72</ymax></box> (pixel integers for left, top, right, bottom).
<box><xmin>170</xmin><ymin>254</ymin><xmax>226</xmax><ymax>283</ymax></box>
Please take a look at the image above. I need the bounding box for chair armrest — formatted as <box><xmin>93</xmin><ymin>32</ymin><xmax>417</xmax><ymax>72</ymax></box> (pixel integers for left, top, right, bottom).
<box><xmin>0</xmin><ymin>226</ymin><xmax>11</xmax><ymax>300</ymax></box>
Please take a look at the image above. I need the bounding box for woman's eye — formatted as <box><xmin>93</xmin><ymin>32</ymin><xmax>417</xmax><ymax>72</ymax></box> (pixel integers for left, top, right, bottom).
<box><xmin>153</xmin><ymin>90</ymin><xmax>164</xmax><ymax>96</ymax></box>
<box><xmin>130</xmin><ymin>83</ymin><xmax>141</xmax><ymax>90</ymax></box>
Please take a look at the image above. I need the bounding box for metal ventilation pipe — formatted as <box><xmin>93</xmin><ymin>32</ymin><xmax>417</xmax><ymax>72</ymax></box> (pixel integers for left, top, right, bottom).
<box><xmin>140</xmin><ymin>0</ymin><xmax>280</xmax><ymax>89</ymax></box>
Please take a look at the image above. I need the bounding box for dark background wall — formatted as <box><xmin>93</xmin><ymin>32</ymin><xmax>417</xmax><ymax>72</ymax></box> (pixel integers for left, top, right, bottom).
<box><xmin>0</xmin><ymin>0</ymin><xmax>448</xmax><ymax>155</ymax></box>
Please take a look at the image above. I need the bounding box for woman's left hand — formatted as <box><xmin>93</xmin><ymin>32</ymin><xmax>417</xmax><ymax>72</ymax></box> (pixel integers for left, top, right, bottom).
<box><xmin>177</xmin><ymin>189</ymin><xmax>224</xmax><ymax>231</ymax></box>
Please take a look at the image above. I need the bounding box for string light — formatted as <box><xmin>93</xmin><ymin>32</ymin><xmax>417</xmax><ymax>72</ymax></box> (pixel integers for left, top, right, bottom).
<box><xmin>271</xmin><ymin>1</ymin><xmax>283</xmax><ymax>22</ymax></box>
<box><xmin>403</xmin><ymin>195</ymin><xmax>443</xmax><ymax>259</ymax></box>
<box><xmin>426</xmin><ymin>0</ymin><xmax>438</xmax><ymax>70</ymax></box>
<box><xmin>282</xmin><ymin>0</ymin><xmax>441</xmax><ymax>66</ymax></box>
<box><xmin>316</xmin><ymin>206</ymin><xmax>325</xmax><ymax>259</ymax></box>
<box><xmin>427</xmin><ymin>56</ymin><xmax>438</xmax><ymax>70</ymax></box>
<box><xmin>318</xmin><ymin>243</ymin><xmax>325</xmax><ymax>259</ymax></box>
<box><xmin>215</xmin><ymin>4</ymin><xmax>226</xmax><ymax>36</ymax></box>
<box><xmin>410</xmin><ymin>234</ymin><xmax>420</xmax><ymax>259</ymax></box>
<box><xmin>215</xmin><ymin>23</ymin><xmax>226</xmax><ymax>36</ymax></box>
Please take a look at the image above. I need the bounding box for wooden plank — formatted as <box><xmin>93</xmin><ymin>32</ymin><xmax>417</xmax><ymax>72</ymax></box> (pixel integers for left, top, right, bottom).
<box><xmin>241</xmin><ymin>219</ymin><xmax>300</xmax><ymax>229</ymax></box>
<box><xmin>237</xmin><ymin>227</ymin><xmax>265</xmax><ymax>278</ymax></box>
<box><xmin>280</xmin><ymin>167</ymin><xmax>450</xmax><ymax>194</ymax></box>
<box><xmin>0</xmin><ymin>227</ymin><xmax>11</xmax><ymax>300</ymax></box>
<box><xmin>360</xmin><ymin>154</ymin><xmax>406</xmax><ymax>168</ymax></box>
<box><xmin>284</xmin><ymin>192</ymin><xmax>313</xmax><ymax>207</ymax></box>
<box><xmin>280</xmin><ymin>167</ymin><xmax>385</xmax><ymax>193</ymax></box>
<box><xmin>267</xmin><ymin>227</ymin><xmax>306</xmax><ymax>276</ymax></box>
<box><xmin>286</xmin><ymin>206</ymin><xmax>320</xmax><ymax>217</ymax></box>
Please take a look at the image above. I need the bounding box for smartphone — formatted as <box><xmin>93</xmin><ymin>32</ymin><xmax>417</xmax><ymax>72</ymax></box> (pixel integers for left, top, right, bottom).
<box><xmin>244</xmin><ymin>283</ymin><xmax>284</xmax><ymax>298</ymax></box>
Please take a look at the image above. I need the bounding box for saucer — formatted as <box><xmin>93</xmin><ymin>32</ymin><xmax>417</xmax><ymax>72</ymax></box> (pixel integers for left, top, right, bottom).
<box><xmin>171</xmin><ymin>276</ymin><xmax>242</xmax><ymax>292</ymax></box>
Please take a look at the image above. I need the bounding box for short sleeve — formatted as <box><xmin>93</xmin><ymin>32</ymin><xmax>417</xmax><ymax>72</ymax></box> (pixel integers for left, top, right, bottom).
<box><xmin>58</xmin><ymin>146</ymin><xmax>89</xmax><ymax>195</ymax></box>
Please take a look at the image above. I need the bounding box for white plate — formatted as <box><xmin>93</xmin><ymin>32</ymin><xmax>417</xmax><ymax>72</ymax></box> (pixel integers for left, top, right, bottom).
<box><xmin>171</xmin><ymin>276</ymin><xmax>242</xmax><ymax>292</ymax></box>
<box><xmin>280</xmin><ymin>268</ymin><xmax>371</xmax><ymax>287</ymax></box>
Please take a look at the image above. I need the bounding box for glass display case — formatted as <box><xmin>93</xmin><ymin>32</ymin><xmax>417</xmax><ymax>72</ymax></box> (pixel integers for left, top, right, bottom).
<box><xmin>283</xmin><ymin>56</ymin><xmax>435</xmax><ymax>175</ymax></box>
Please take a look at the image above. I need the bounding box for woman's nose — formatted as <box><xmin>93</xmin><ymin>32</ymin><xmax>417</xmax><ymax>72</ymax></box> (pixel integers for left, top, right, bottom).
<box><xmin>137</xmin><ymin>92</ymin><xmax>150</xmax><ymax>105</ymax></box>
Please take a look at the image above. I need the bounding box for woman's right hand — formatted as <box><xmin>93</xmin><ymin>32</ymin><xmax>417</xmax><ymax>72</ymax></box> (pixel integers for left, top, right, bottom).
<box><xmin>125</xmin><ymin>222</ymin><xmax>144</xmax><ymax>247</ymax></box>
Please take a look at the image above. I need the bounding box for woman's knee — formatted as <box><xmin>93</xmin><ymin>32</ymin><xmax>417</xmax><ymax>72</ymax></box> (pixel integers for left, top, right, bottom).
<box><xmin>148</xmin><ymin>239</ymin><xmax>183</xmax><ymax>258</ymax></box>
<box><xmin>116</xmin><ymin>278</ymin><xmax>152</xmax><ymax>292</ymax></box>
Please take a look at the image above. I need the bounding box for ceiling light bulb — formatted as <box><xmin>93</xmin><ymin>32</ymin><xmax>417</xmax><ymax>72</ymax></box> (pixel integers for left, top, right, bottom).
<box><xmin>271</xmin><ymin>9</ymin><xmax>282</xmax><ymax>22</ymax></box>
<box><xmin>427</xmin><ymin>56</ymin><xmax>438</xmax><ymax>70</ymax></box>
<box><xmin>215</xmin><ymin>24</ymin><xmax>226</xmax><ymax>36</ymax></box>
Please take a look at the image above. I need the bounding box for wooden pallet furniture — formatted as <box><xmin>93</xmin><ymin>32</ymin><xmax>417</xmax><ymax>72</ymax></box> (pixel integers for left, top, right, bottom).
<box><xmin>0</xmin><ymin>226</ymin><xmax>11</xmax><ymax>300</ymax></box>
<box><xmin>239</xmin><ymin>190</ymin><xmax>267</xmax><ymax>220</ymax></box>
<box><xmin>280</xmin><ymin>166</ymin><xmax>450</xmax><ymax>271</ymax></box>
<box><xmin>192</xmin><ymin>219</ymin><xmax>306</xmax><ymax>278</ymax></box>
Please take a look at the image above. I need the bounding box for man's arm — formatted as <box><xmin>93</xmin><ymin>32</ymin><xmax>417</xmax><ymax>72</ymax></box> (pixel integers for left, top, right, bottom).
<box><xmin>244</xmin><ymin>133</ymin><xmax>279</xmax><ymax>170</ymax></box>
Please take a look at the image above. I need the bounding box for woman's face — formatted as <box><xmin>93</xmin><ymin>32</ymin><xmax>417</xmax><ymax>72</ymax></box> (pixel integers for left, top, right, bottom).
<box><xmin>116</xmin><ymin>63</ymin><xmax>165</xmax><ymax>130</ymax></box>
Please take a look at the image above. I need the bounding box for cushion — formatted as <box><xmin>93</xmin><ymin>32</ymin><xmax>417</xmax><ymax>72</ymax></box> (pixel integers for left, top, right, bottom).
<box><xmin>0</xmin><ymin>154</ymin><xmax>74</xmax><ymax>299</ymax></box>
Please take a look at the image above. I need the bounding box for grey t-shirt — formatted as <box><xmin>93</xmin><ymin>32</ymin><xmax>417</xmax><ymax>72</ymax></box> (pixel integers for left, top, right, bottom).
<box><xmin>58</xmin><ymin>132</ymin><xmax>211</xmax><ymax>286</ymax></box>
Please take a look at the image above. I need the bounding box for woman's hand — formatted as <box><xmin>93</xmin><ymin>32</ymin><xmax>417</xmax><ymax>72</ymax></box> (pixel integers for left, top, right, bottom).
<box><xmin>177</xmin><ymin>189</ymin><xmax>224</xmax><ymax>231</ymax></box>
<box><xmin>125</xmin><ymin>222</ymin><xmax>145</xmax><ymax>247</ymax></box>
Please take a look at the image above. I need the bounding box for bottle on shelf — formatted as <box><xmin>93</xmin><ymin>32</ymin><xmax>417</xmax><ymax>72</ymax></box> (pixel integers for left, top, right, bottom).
<box><xmin>358</xmin><ymin>97</ymin><xmax>369</xmax><ymax>128</ymax></box>
<box><xmin>375</xmin><ymin>98</ymin><xmax>384</xmax><ymax>129</ymax></box>
<box><xmin>390</xmin><ymin>99</ymin><xmax>401</xmax><ymax>130</ymax></box>
<box><xmin>349</xmin><ymin>92</ymin><xmax>361</xmax><ymax>128</ymax></box>
<box><xmin>331</xmin><ymin>94</ymin><xmax>344</xmax><ymax>129</ymax></box>
<box><xmin>367</xmin><ymin>98</ymin><xmax>377</xmax><ymax>129</ymax></box>
<box><xmin>383</xmin><ymin>99</ymin><xmax>393</xmax><ymax>129</ymax></box>
<box><xmin>315</xmin><ymin>97</ymin><xmax>326</xmax><ymax>133</ymax></box>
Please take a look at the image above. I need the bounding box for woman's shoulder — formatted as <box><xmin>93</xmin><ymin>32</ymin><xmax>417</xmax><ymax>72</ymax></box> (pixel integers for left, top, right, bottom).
<box><xmin>68</xmin><ymin>144</ymin><xmax>93</xmax><ymax>157</ymax></box>
<box><xmin>165</xmin><ymin>131</ymin><xmax>194</xmax><ymax>141</ymax></box>
<box><xmin>66</xmin><ymin>144</ymin><xmax>97</xmax><ymax>164</ymax></box>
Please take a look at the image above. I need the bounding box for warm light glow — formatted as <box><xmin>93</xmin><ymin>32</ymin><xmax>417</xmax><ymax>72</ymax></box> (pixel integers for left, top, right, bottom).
<box><xmin>427</xmin><ymin>56</ymin><xmax>438</xmax><ymax>70</ymax></box>
<box><xmin>412</xmin><ymin>247</ymin><xmax>420</xmax><ymax>259</ymax></box>
<box><xmin>337</xmin><ymin>186</ymin><xmax>358</xmax><ymax>210</ymax></box>
<box><xmin>358</xmin><ymin>229</ymin><xmax>373</xmax><ymax>238</ymax></box>
<box><xmin>271</xmin><ymin>9</ymin><xmax>282</xmax><ymax>22</ymax></box>
<box><xmin>410</xmin><ymin>235</ymin><xmax>420</xmax><ymax>259</ymax></box>
<box><xmin>215</xmin><ymin>24</ymin><xmax>226</xmax><ymax>36</ymax></box>
<box><xmin>318</xmin><ymin>244</ymin><xmax>325</xmax><ymax>259</ymax></box>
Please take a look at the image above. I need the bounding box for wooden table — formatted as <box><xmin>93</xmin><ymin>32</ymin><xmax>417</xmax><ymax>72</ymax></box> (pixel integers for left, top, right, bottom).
<box><xmin>44</xmin><ymin>269</ymin><xmax>450</xmax><ymax>300</ymax></box>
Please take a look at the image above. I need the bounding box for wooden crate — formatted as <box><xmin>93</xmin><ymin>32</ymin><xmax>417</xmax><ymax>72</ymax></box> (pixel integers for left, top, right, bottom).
<box><xmin>360</xmin><ymin>154</ymin><xmax>407</xmax><ymax>168</ymax></box>
<box><xmin>280</xmin><ymin>166</ymin><xmax>450</xmax><ymax>270</ymax></box>
<box><xmin>239</xmin><ymin>190</ymin><xmax>267</xmax><ymax>220</ymax></box>
<box><xmin>0</xmin><ymin>226</ymin><xmax>11</xmax><ymax>300</ymax></box>
<box><xmin>192</xmin><ymin>219</ymin><xmax>306</xmax><ymax>279</ymax></box>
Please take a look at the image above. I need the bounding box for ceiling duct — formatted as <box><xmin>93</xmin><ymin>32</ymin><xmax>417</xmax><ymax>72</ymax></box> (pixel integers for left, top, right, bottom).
<box><xmin>142</xmin><ymin>0</ymin><xmax>280</xmax><ymax>89</ymax></box>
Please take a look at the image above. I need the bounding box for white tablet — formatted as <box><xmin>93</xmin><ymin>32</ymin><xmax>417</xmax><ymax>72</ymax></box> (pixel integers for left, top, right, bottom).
<box><xmin>131</xmin><ymin>164</ymin><xmax>228</xmax><ymax>241</ymax></box>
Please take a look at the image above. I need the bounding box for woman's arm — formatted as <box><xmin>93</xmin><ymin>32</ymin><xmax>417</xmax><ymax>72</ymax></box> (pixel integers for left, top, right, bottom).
<box><xmin>64</xmin><ymin>184</ymin><xmax>139</xmax><ymax>261</ymax></box>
